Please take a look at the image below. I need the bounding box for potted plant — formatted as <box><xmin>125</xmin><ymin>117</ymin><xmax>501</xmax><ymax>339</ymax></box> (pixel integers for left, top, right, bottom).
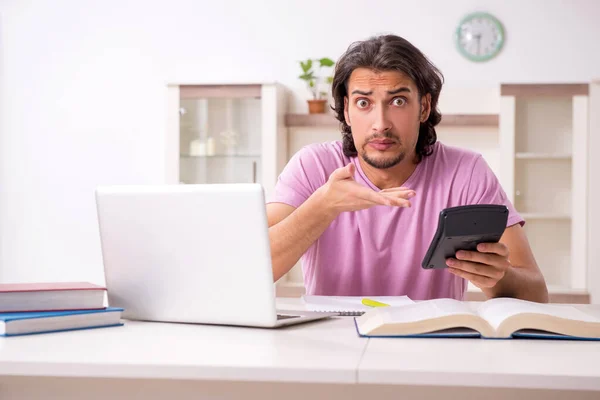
<box><xmin>299</xmin><ymin>57</ymin><xmax>335</xmax><ymax>114</ymax></box>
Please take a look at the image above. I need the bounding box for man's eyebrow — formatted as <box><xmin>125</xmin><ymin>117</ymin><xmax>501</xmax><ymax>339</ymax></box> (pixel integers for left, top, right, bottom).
<box><xmin>387</xmin><ymin>87</ymin><xmax>411</xmax><ymax>95</ymax></box>
<box><xmin>350</xmin><ymin>87</ymin><xmax>411</xmax><ymax>96</ymax></box>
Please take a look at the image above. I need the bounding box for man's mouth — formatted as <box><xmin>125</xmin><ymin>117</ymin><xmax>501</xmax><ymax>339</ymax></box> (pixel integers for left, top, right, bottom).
<box><xmin>368</xmin><ymin>139</ymin><xmax>395</xmax><ymax>151</ymax></box>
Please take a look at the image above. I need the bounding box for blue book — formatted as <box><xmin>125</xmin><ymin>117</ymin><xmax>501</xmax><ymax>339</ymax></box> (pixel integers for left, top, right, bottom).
<box><xmin>0</xmin><ymin>307</ymin><xmax>124</xmax><ymax>337</ymax></box>
<box><xmin>354</xmin><ymin>297</ymin><xmax>600</xmax><ymax>340</ymax></box>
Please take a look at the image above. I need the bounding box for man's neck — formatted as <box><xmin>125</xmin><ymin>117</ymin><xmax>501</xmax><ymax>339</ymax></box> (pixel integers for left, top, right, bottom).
<box><xmin>357</xmin><ymin>155</ymin><xmax>419</xmax><ymax>190</ymax></box>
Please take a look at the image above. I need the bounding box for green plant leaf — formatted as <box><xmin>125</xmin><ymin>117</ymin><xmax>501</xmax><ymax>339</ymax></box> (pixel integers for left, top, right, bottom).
<box><xmin>326</xmin><ymin>76</ymin><xmax>334</xmax><ymax>84</ymax></box>
<box><xmin>300</xmin><ymin>59</ymin><xmax>313</xmax><ymax>73</ymax></box>
<box><xmin>309</xmin><ymin>80</ymin><xmax>315</xmax><ymax>88</ymax></box>
<box><xmin>319</xmin><ymin>57</ymin><xmax>335</xmax><ymax>67</ymax></box>
<box><xmin>298</xmin><ymin>72</ymin><xmax>315</xmax><ymax>81</ymax></box>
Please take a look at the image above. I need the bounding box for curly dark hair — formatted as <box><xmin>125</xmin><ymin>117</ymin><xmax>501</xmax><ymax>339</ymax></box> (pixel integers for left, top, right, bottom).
<box><xmin>331</xmin><ymin>34</ymin><xmax>444</xmax><ymax>161</ymax></box>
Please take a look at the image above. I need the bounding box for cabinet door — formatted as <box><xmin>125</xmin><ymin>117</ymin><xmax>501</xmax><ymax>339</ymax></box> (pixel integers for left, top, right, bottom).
<box><xmin>177</xmin><ymin>85</ymin><xmax>263</xmax><ymax>185</ymax></box>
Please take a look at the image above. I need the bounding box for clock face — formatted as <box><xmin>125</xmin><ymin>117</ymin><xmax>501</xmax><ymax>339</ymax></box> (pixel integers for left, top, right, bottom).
<box><xmin>455</xmin><ymin>12</ymin><xmax>504</xmax><ymax>62</ymax></box>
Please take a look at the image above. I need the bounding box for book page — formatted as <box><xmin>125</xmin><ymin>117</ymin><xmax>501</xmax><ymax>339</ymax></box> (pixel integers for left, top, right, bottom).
<box><xmin>477</xmin><ymin>297</ymin><xmax>600</xmax><ymax>331</ymax></box>
<box><xmin>302</xmin><ymin>295</ymin><xmax>414</xmax><ymax>313</ymax></box>
<box><xmin>376</xmin><ymin>298</ymin><xmax>476</xmax><ymax>323</ymax></box>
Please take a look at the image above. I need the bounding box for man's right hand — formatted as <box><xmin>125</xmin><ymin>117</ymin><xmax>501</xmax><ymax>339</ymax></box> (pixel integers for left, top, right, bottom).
<box><xmin>318</xmin><ymin>163</ymin><xmax>416</xmax><ymax>214</ymax></box>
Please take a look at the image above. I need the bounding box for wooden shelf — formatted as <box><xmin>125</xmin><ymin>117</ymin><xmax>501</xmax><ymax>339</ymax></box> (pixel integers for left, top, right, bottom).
<box><xmin>285</xmin><ymin>113</ymin><xmax>499</xmax><ymax>128</ymax></box>
<box><xmin>515</xmin><ymin>152</ymin><xmax>572</xmax><ymax>160</ymax></box>
<box><xmin>521</xmin><ymin>213</ymin><xmax>571</xmax><ymax>220</ymax></box>
<box><xmin>439</xmin><ymin>114</ymin><xmax>499</xmax><ymax>126</ymax></box>
<box><xmin>501</xmin><ymin>83</ymin><xmax>589</xmax><ymax>97</ymax></box>
<box><xmin>285</xmin><ymin>113</ymin><xmax>339</xmax><ymax>127</ymax></box>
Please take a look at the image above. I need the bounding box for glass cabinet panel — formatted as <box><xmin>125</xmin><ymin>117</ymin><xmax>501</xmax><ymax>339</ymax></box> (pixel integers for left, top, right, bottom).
<box><xmin>178</xmin><ymin>88</ymin><xmax>262</xmax><ymax>185</ymax></box>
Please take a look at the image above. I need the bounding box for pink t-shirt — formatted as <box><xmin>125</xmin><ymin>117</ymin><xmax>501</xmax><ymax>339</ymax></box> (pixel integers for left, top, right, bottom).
<box><xmin>268</xmin><ymin>141</ymin><xmax>523</xmax><ymax>300</ymax></box>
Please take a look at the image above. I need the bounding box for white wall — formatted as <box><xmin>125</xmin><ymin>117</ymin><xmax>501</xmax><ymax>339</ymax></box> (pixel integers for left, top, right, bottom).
<box><xmin>1</xmin><ymin>0</ymin><xmax>600</xmax><ymax>284</ymax></box>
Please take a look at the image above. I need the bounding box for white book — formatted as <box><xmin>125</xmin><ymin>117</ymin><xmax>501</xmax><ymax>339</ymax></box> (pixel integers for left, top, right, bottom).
<box><xmin>0</xmin><ymin>307</ymin><xmax>124</xmax><ymax>337</ymax></box>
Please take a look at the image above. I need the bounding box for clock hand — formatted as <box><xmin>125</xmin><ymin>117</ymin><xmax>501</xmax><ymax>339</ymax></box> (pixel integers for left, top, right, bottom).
<box><xmin>475</xmin><ymin>33</ymin><xmax>482</xmax><ymax>55</ymax></box>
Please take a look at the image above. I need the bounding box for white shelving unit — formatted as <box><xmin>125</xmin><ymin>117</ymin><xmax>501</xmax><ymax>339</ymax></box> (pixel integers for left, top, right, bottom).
<box><xmin>164</xmin><ymin>83</ymin><xmax>594</xmax><ymax>304</ymax></box>
<box><xmin>165</xmin><ymin>83</ymin><xmax>288</xmax><ymax>199</ymax></box>
<box><xmin>500</xmin><ymin>83</ymin><xmax>589</xmax><ymax>302</ymax></box>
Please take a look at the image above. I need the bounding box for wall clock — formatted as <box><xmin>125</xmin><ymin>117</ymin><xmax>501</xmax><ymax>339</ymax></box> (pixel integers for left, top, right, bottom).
<box><xmin>455</xmin><ymin>12</ymin><xmax>505</xmax><ymax>62</ymax></box>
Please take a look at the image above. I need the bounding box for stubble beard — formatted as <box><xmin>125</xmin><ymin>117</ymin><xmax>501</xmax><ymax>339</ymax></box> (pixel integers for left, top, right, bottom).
<box><xmin>361</xmin><ymin>132</ymin><xmax>405</xmax><ymax>169</ymax></box>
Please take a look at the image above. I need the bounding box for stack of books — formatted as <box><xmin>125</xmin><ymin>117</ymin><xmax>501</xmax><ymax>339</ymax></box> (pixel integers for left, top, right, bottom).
<box><xmin>0</xmin><ymin>282</ymin><xmax>124</xmax><ymax>337</ymax></box>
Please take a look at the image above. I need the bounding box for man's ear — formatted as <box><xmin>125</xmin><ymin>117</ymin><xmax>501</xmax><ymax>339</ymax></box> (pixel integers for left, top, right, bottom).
<box><xmin>420</xmin><ymin>93</ymin><xmax>432</xmax><ymax>123</ymax></box>
<box><xmin>344</xmin><ymin>97</ymin><xmax>351</xmax><ymax>126</ymax></box>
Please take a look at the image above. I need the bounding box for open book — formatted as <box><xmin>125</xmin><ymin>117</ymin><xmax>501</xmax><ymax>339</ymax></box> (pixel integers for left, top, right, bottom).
<box><xmin>355</xmin><ymin>297</ymin><xmax>600</xmax><ymax>340</ymax></box>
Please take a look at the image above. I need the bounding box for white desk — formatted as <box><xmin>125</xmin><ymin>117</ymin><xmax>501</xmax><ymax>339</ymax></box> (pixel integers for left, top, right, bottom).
<box><xmin>358</xmin><ymin>302</ymin><xmax>600</xmax><ymax>393</ymax></box>
<box><xmin>1</xmin><ymin>299</ymin><xmax>600</xmax><ymax>400</ymax></box>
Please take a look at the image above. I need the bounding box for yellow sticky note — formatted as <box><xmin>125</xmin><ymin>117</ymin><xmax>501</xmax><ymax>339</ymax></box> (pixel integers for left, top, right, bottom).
<box><xmin>361</xmin><ymin>298</ymin><xmax>390</xmax><ymax>308</ymax></box>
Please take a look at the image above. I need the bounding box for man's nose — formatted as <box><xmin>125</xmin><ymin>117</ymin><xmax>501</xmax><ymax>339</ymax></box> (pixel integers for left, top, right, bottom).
<box><xmin>372</xmin><ymin>106</ymin><xmax>392</xmax><ymax>134</ymax></box>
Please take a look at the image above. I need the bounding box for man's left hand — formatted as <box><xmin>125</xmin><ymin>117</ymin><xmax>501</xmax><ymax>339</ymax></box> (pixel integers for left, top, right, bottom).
<box><xmin>446</xmin><ymin>242</ymin><xmax>511</xmax><ymax>289</ymax></box>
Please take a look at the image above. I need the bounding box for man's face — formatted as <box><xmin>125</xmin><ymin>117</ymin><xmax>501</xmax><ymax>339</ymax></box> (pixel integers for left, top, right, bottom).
<box><xmin>344</xmin><ymin>68</ymin><xmax>430</xmax><ymax>169</ymax></box>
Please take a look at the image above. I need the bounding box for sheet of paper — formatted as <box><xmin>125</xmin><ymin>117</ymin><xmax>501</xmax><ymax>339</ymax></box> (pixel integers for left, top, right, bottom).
<box><xmin>376</xmin><ymin>298</ymin><xmax>475</xmax><ymax>323</ymax></box>
<box><xmin>302</xmin><ymin>295</ymin><xmax>414</xmax><ymax>312</ymax></box>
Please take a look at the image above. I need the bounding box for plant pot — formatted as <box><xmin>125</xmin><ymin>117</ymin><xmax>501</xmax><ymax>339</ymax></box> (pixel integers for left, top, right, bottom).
<box><xmin>307</xmin><ymin>99</ymin><xmax>327</xmax><ymax>114</ymax></box>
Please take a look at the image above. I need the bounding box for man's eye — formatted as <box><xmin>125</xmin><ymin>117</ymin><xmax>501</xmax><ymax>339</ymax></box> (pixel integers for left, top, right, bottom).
<box><xmin>392</xmin><ymin>97</ymin><xmax>406</xmax><ymax>106</ymax></box>
<box><xmin>356</xmin><ymin>99</ymin><xmax>369</xmax><ymax>108</ymax></box>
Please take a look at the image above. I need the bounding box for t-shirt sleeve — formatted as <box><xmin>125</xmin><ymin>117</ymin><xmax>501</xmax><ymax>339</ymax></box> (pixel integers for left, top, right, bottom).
<box><xmin>267</xmin><ymin>146</ymin><xmax>327</xmax><ymax>208</ymax></box>
<box><xmin>467</xmin><ymin>155</ymin><xmax>524</xmax><ymax>227</ymax></box>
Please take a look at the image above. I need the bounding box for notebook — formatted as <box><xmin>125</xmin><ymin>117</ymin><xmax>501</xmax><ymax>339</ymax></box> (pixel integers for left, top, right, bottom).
<box><xmin>354</xmin><ymin>297</ymin><xmax>600</xmax><ymax>340</ymax></box>
<box><xmin>302</xmin><ymin>295</ymin><xmax>415</xmax><ymax>316</ymax></box>
<box><xmin>0</xmin><ymin>307</ymin><xmax>124</xmax><ymax>337</ymax></box>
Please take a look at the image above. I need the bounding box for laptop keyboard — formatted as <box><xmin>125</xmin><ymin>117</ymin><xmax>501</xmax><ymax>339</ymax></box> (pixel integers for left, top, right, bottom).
<box><xmin>277</xmin><ymin>314</ymin><xmax>300</xmax><ymax>320</ymax></box>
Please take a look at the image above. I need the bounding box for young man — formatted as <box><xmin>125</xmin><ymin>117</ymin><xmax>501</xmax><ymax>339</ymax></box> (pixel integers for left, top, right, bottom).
<box><xmin>267</xmin><ymin>34</ymin><xmax>548</xmax><ymax>302</ymax></box>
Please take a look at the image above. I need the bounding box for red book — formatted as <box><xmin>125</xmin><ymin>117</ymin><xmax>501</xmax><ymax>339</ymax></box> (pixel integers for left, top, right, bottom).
<box><xmin>0</xmin><ymin>282</ymin><xmax>107</xmax><ymax>313</ymax></box>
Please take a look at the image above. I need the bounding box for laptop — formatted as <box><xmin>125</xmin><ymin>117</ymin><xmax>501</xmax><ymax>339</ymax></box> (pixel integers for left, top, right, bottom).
<box><xmin>95</xmin><ymin>183</ymin><xmax>335</xmax><ymax>328</ymax></box>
